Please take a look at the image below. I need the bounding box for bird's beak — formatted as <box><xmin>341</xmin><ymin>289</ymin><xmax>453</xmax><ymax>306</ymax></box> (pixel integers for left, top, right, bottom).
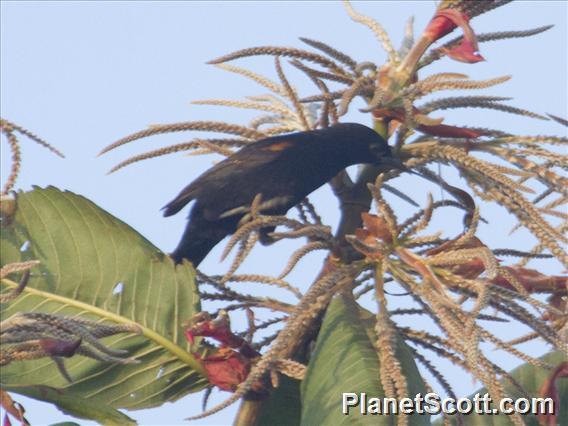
<box><xmin>379</xmin><ymin>156</ymin><xmax>422</xmax><ymax>176</ymax></box>
<box><xmin>381</xmin><ymin>156</ymin><xmax>407</xmax><ymax>171</ymax></box>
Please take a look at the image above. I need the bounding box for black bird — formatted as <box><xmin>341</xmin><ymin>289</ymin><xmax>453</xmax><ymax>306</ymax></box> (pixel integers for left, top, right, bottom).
<box><xmin>163</xmin><ymin>122</ymin><xmax>401</xmax><ymax>265</ymax></box>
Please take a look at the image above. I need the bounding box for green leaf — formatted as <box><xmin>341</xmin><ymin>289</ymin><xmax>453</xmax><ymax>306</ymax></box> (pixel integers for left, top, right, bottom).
<box><xmin>49</xmin><ymin>423</ymin><xmax>83</xmax><ymax>426</ymax></box>
<box><xmin>432</xmin><ymin>351</ymin><xmax>567</xmax><ymax>426</ymax></box>
<box><xmin>257</xmin><ymin>375</ymin><xmax>302</xmax><ymax>426</ymax></box>
<box><xmin>10</xmin><ymin>385</ymin><xmax>136</xmax><ymax>425</ymax></box>
<box><xmin>1</xmin><ymin>187</ymin><xmax>207</xmax><ymax>416</ymax></box>
<box><xmin>300</xmin><ymin>294</ymin><xmax>430</xmax><ymax>426</ymax></box>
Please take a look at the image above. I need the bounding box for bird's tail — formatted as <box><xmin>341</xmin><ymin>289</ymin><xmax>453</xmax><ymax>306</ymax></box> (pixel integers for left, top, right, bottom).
<box><xmin>171</xmin><ymin>237</ymin><xmax>210</xmax><ymax>266</ymax></box>
<box><xmin>171</xmin><ymin>216</ymin><xmax>235</xmax><ymax>266</ymax></box>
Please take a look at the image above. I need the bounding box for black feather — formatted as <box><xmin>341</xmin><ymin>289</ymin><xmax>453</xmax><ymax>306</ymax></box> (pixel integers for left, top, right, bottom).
<box><xmin>164</xmin><ymin>122</ymin><xmax>399</xmax><ymax>265</ymax></box>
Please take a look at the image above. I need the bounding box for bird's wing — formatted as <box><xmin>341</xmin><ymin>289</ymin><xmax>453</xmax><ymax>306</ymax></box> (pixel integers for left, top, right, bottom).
<box><xmin>162</xmin><ymin>138</ymin><xmax>297</xmax><ymax>217</ymax></box>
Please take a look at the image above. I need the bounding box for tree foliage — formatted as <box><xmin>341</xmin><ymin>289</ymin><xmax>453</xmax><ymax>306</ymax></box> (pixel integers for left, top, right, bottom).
<box><xmin>1</xmin><ymin>1</ymin><xmax>566</xmax><ymax>425</ymax></box>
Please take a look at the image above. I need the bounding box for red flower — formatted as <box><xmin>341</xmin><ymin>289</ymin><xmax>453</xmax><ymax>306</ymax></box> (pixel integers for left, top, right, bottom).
<box><xmin>185</xmin><ymin>311</ymin><xmax>260</xmax><ymax>359</ymax></box>
<box><xmin>184</xmin><ymin>312</ymin><xmax>236</xmax><ymax>346</ymax></box>
<box><xmin>39</xmin><ymin>338</ymin><xmax>81</xmax><ymax>358</ymax></box>
<box><xmin>200</xmin><ymin>347</ymin><xmax>252</xmax><ymax>392</ymax></box>
<box><xmin>538</xmin><ymin>362</ymin><xmax>568</xmax><ymax>426</ymax></box>
<box><xmin>426</xmin><ymin>238</ymin><xmax>567</xmax><ymax>296</ymax></box>
<box><xmin>426</xmin><ymin>237</ymin><xmax>487</xmax><ymax>279</ymax></box>
<box><xmin>372</xmin><ymin>108</ymin><xmax>485</xmax><ymax>139</ymax></box>
<box><xmin>350</xmin><ymin>213</ymin><xmax>395</xmax><ymax>260</ymax></box>
<box><xmin>417</xmin><ymin>123</ymin><xmax>484</xmax><ymax>138</ymax></box>
<box><xmin>362</xmin><ymin>212</ymin><xmax>393</xmax><ymax>244</ymax></box>
<box><xmin>424</xmin><ymin>9</ymin><xmax>484</xmax><ymax>64</ymax></box>
<box><xmin>184</xmin><ymin>311</ymin><xmax>263</xmax><ymax>391</ymax></box>
<box><xmin>0</xmin><ymin>391</ymin><xmax>29</xmax><ymax>426</ymax></box>
<box><xmin>490</xmin><ymin>267</ymin><xmax>567</xmax><ymax>294</ymax></box>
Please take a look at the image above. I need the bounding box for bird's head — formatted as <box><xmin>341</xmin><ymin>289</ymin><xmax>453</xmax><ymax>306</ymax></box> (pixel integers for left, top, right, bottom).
<box><xmin>331</xmin><ymin>122</ymin><xmax>405</xmax><ymax>171</ymax></box>
<box><xmin>367</xmin><ymin>137</ymin><xmax>405</xmax><ymax>171</ymax></box>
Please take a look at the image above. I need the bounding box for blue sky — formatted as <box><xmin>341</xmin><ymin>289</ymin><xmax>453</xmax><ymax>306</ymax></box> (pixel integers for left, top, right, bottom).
<box><xmin>1</xmin><ymin>1</ymin><xmax>566</xmax><ymax>425</ymax></box>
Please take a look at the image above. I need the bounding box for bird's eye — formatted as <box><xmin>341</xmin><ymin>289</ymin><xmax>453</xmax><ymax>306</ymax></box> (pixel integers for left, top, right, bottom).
<box><xmin>370</xmin><ymin>144</ymin><xmax>385</xmax><ymax>154</ymax></box>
